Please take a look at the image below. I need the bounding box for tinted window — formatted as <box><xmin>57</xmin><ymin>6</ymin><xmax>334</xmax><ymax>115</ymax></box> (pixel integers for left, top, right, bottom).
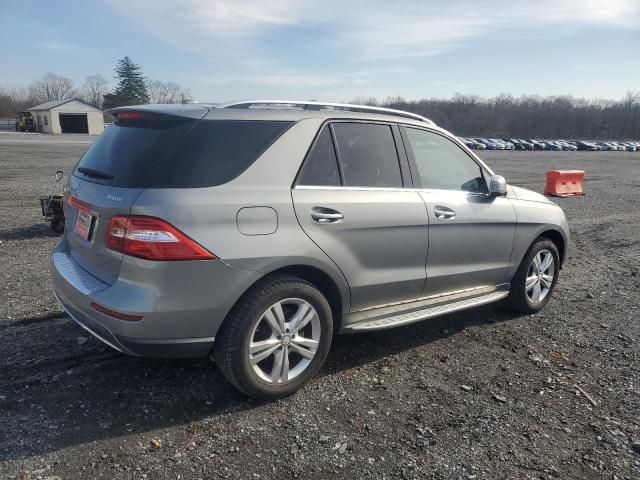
<box><xmin>170</xmin><ymin>120</ymin><xmax>293</xmax><ymax>188</ymax></box>
<box><xmin>404</xmin><ymin>128</ymin><xmax>486</xmax><ymax>193</ymax></box>
<box><xmin>74</xmin><ymin>114</ymin><xmax>292</xmax><ymax>188</ymax></box>
<box><xmin>297</xmin><ymin>126</ymin><xmax>340</xmax><ymax>186</ymax></box>
<box><xmin>332</xmin><ymin>123</ymin><xmax>402</xmax><ymax>188</ymax></box>
<box><xmin>74</xmin><ymin>113</ymin><xmax>198</xmax><ymax>187</ymax></box>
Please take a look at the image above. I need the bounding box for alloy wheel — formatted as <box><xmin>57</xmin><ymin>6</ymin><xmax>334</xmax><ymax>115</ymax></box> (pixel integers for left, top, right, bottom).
<box><xmin>525</xmin><ymin>249</ymin><xmax>555</xmax><ymax>304</ymax></box>
<box><xmin>248</xmin><ymin>298</ymin><xmax>321</xmax><ymax>384</ymax></box>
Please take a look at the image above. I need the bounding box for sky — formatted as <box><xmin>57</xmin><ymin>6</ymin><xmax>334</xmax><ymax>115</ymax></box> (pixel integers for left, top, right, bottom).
<box><xmin>1</xmin><ymin>0</ymin><xmax>639</xmax><ymax>102</ymax></box>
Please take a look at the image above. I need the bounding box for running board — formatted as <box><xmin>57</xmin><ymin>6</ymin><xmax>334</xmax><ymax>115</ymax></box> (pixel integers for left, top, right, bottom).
<box><xmin>341</xmin><ymin>286</ymin><xmax>509</xmax><ymax>333</ymax></box>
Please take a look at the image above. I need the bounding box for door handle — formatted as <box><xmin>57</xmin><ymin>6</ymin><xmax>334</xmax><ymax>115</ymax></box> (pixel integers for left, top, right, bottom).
<box><xmin>311</xmin><ymin>207</ymin><xmax>344</xmax><ymax>224</ymax></box>
<box><xmin>433</xmin><ymin>206</ymin><xmax>456</xmax><ymax>219</ymax></box>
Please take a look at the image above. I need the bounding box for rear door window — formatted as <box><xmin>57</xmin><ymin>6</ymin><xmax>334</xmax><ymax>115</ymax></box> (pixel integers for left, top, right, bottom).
<box><xmin>297</xmin><ymin>126</ymin><xmax>341</xmax><ymax>186</ymax></box>
<box><xmin>74</xmin><ymin>114</ymin><xmax>293</xmax><ymax>188</ymax></box>
<box><xmin>332</xmin><ymin>122</ymin><xmax>403</xmax><ymax>188</ymax></box>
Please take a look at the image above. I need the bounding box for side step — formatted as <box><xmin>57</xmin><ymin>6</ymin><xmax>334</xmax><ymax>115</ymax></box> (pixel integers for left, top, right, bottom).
<box><xmin>341</xmin><ymin>286</ymin><xmax>509</xmax><ymax>333</ymax></box>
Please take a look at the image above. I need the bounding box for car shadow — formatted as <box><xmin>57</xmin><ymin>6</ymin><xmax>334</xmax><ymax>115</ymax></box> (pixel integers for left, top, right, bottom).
<box><xmin>0</xmin><ymin>223</ymin><xmax>58</xmax><ymax>241</ymax></box>
<box><xmin>0</xmin><ymin>304</ymin><xmax>524</xmax><ymax>462</ymax></box>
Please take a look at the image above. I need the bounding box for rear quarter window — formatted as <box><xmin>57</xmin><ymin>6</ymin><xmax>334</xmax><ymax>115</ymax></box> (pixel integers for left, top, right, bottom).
<box><xmin>170</xmin><ymin>120</ymin><xmax>293</xmax><ymax>188</ymax></box>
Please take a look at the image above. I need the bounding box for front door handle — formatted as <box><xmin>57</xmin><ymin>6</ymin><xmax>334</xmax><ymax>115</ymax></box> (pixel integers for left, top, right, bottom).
<box><xmin>311</xmin><ymin>207</ymin><xmax>344</xmax><ymax>224</ymax></box>
<box><xmin>433</xmin><ymin>206</ymin><xmax>456</xmax><ymax>219</ymax></box>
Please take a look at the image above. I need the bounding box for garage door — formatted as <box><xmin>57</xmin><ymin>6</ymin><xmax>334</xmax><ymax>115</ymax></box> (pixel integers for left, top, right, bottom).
<box><xmin>59</xmin><ymin>113</ymin><xmax>88</xmax><ymax>134</ymax></box>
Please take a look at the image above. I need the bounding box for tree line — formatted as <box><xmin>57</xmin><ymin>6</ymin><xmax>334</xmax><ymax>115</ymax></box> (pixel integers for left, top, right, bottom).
<box><xmin>355</xmin><ymin>93</ymin><xmax>640</xmax><ymax>140</ymax></box>
<box><xmin>2</xmin><ymin>56</ymin><xmax>638</xmax><ymax>140</ymax></box>
<box><xmin>0</xmin><ymin>56</ymin><xmax>191</xmax><ymax>118</ymax></box>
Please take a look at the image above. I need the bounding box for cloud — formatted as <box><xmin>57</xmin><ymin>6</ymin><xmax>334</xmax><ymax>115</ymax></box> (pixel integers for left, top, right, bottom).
<box><xmin>106</xmin><ymin>0</ymin><xmax>640</xmax><ymax>99</ymax></box>
<box><xmin>35</xmin><ymin>40</ymin><xmax>78</xmax><ymax>52</ymax></box>
<box><xmin>108</xmin><ymin>0</ymin><xmax>640</xmax><ymax>61</ymax></box>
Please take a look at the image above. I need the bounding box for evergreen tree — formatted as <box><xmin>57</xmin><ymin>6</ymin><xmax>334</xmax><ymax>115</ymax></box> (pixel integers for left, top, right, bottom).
<box><xmin>103</xmin><ymin>56</ymin><xmax>149</xmax><ymax>108</ymax></box>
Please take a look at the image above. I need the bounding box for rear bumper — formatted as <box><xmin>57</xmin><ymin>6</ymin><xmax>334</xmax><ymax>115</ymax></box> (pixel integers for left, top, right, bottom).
<box><xmin>52</xmin><ymin>238</ymin><xmax>261</xmax><ymax>358</ymax></box>
<box><xmin>54</xmin><ymin>288</ymin><xmax>214</xmax><ymax>357</ymax></box>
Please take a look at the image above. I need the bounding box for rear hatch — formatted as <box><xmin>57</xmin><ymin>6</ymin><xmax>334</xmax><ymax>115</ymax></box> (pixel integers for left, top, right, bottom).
<box><xmin>65</xmin><ymin>106</ymin><xmax>208</xmax><ymax>284</ymax></box>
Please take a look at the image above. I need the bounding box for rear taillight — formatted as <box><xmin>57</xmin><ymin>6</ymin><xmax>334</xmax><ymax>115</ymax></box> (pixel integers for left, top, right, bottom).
<box><xmin>68</xmin><ymin>195</ymin><xmax>92</xmax><ymax>212</ymax></box>
<box><xmin>105</xmin><ymin>216</ymin><xmax>216</xmax><ymax>261</ymax></box>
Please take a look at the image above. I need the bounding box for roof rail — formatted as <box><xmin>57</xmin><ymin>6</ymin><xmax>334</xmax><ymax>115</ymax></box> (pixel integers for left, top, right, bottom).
<box><xmin>216</xmin><ymin>100</ymin><xmax>435</xmax><ymax>126</ymax></box>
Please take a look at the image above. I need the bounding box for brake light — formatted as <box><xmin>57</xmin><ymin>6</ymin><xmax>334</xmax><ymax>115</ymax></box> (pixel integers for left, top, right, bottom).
<box><xmin>68</xmin><ymin>195</ymin><xmax>92</xmax><ymax>212</ymax></box>
<box><xmin>115</xmin><ymin>111</ymin><xmax>144</xmax><ymax>120</ymax></box>
<box><xmin>105</xmin><ymin>216</ymin><xmax>216</xmax><ymax>261</ymax></box>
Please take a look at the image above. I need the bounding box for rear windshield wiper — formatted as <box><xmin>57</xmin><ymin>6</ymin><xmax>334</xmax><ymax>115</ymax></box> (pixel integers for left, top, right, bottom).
<box><xmin>77</xmin><ymin>167</ymin><xmax>114</xmax><ymax>180</ymax></box>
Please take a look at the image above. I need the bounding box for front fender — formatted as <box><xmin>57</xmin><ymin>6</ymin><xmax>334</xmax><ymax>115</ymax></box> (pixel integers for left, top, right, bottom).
<box><xmin>507</xmin><ymin>198</ymin><xmax>569</xmax><ymax>279</ymax></box>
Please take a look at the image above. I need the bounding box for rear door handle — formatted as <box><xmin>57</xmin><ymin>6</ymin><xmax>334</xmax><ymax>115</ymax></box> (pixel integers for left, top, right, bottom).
<box><xmin>433</xmin><ymin>206</ymin><xmax>456</xmax><ymax>219</ymax></box>
<box><xmin>311</xmin><ymin>207</ymin><xmax>344</xmax><ymax>224</ymax></box>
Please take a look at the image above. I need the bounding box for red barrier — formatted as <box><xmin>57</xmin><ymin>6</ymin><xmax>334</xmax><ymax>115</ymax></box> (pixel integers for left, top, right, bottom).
<box><xmin>544</xmin><ymin>170</ymin><xmax>585</xmax><ymax>197</ymax></box>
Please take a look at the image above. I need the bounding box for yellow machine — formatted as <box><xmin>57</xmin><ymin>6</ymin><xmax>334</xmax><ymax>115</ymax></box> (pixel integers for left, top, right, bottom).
<box><xmin>15</xmin><ymin>111</ymin><xmax>36</xmax><ymax>132</ymax></box>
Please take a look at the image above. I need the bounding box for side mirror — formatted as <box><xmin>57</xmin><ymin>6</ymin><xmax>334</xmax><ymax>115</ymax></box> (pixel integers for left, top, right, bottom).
<box><xmin>489</xmin><ymin>174</ymin><xmax>507</xmax><ymax>196</ymax></box>
<box><xmin>55</xmin><ymin>170</ymin><xmax>64</xmax><ymax>182</ymax></box>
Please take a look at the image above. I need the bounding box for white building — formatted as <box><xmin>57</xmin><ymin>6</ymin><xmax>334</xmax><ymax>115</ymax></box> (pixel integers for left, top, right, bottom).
<box><xmin>27</xmin><ymin>99</ymin><xmax>104</xmax><ymax>135</ymax></box>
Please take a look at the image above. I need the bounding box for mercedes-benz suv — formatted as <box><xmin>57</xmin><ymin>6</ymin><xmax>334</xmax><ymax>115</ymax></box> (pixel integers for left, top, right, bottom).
<box><xmin>52</xmin><ymin>100</ymin><xmax>569</xmax><ymax>398</ymax></box>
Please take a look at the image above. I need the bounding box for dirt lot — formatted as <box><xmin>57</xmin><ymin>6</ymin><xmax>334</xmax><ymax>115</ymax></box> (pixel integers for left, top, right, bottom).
<box><xmin>0</xmin><ymin>132</ymin><xmax>638</xmax><ymax>480</ymax></box>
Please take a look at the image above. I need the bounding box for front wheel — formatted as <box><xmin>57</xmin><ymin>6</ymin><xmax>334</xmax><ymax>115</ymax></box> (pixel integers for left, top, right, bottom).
<box><xmin>506</xmin><ymin>238</ymin><xmax>560</xmax><ymax>313</ymax></box>
<box><xmin>214</xmin><ymin>275</ymin><xmax>333</xmax><ymax>399</ymax></box>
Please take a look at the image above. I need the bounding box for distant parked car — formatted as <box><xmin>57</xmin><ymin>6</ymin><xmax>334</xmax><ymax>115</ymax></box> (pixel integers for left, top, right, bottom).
<box><xmin>489</xmin><ymin>139</ymin><xmax>507</xmax><ymax>150</ymax></box>
<box><xmin>476</xmin><ymin>138</ymin><xmax>498</xmax><ymax>150</ymax></box>
<box><xmin>459</xmin><ymin>137</ymin><xmax>475</xmax><ymax>149</ymax></box>
<box><xmin>496</xmin><ymin>139</ymin><xmax>515</xmax><ymax>150</ymax></box>
<box><xmin>472</xmin><ymin>140</ymin><xmax>487</xmax><ymax>150</ymax></box>
<box><xmin>504</xmin><ymin>139</ymin><xmax>524</xmax><ymax>150</ymax></box>
<box><xmin>518</xmin><ymin>139</ymin><xmax>535</xmax><ymax>150</ymax></box>
<box><xmin>528</xmin><ymin>139</ymin><xmax>546</xmax><ymax>150</ymax></box>
<box><xmin>544</xmin><ymin>141</ymin><xmax>563</xmax><ymax>151</ymax></box>
<box><xmin>597</xmin><ymin>142</ymin><xmax>617</xmax><ymax>151</ymax></box>
<box><xmin>613</xmin><ymin>142</ymin><xmax>631</xmax><ymax>151</ymax></box>
<box><xmin>458</xmin><ymin>137</ymin><xmax>486</xmax><ymax>150</ymax></box>
<box><xmin>575</xmin><ymin>141</ymin><xmax>598</xmax><ymax>151</ymax></box>
<box><xmin>556</xmin><ymin>141</ymin><xmax>577</xmax><ymax>151</ymax></box>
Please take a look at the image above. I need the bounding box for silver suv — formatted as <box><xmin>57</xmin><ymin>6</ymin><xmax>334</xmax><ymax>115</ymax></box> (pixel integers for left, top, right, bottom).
<box><xmin>52</xmin><ymin>100</ymin><xmax>569</xmax><ymax>398</ymax></box>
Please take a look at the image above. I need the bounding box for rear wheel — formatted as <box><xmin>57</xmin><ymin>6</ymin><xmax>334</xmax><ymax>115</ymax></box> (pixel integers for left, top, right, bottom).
<box><xmin>214</xmin><ymin>275</ymin><xmax>333</xmax><ymax>399</ymax></box>
<box><xmin>507</xmin><ymin>238</ymin><xmax>559</xmax><ymax>313</ymax></box>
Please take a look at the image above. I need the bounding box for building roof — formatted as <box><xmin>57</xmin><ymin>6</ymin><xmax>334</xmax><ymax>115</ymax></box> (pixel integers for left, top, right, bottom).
<box><xmin>27</xmin><ymin>98</ymin><xmax>101</xmax><ymax>112</ymax></box>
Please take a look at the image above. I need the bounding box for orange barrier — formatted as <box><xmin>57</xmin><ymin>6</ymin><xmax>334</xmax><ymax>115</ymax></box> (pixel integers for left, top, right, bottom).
<box><xmin>544</xmin><ymin>170</ymin><xmax>585</xmax><ymax>197</ymax></box>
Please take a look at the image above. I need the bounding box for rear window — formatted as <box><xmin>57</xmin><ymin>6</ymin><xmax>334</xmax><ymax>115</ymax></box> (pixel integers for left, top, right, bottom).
<box><xmin>74</xmin><ymin>114</ymin><xmax>293</xmax><ymax>188</ymax></box>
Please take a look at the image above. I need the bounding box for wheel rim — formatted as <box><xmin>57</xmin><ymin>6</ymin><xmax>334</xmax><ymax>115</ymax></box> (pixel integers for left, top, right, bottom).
<box><xmin>526</xmin><ymin>249</ymin><xmax>555</xmax><ymax>304</ymax></box>
<box><xmin>248</xmin><ymin>298</ymin><xmax>321</xmax><ymax>384</ymax></box>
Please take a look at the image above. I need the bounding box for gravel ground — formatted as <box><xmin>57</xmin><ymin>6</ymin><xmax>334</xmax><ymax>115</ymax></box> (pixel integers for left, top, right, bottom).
<box><xmin>0</xmin><ymin>132</ymin><xmax>638</xmax><ymax>480</ymax></box>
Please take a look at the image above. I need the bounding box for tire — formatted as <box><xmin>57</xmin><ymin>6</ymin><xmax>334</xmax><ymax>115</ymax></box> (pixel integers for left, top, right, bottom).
<box><xmin>506</xmin><ymin>238</ymin><xmax>560</xmax><ymax>313</ymax></box>
<box><xmin>214</xmin><ymin>274</ymin><xmax>333</xmax><ymax>399</ymax></box>
<box><xmin>51</xmin><ymin>219</ymin><xmax>65</xmax><ymax>234</ymax></box>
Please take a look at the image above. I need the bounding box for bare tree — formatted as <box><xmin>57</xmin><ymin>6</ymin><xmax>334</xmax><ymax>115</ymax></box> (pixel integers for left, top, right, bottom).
<box><xmin>372</xmin><ymin>93</ymin><xmax>640</xmax><ymax>140</ymax></box>
<box><xmin>147</xmin><ymin>80</ymin><xmax>186</xmax><ymax>104</ymax></box>
<box><xmin>0</xmin><ymin>86</ymin><xmax>31</xmax><ymax>117</ymax></box>
<box><xmin>28</xmin><ymin>73</ymin><xmax>76</xmax><ymax>104</ymax></box>
<box><xmin>81</xmin><ymin>74</ymin><xmax>108</xmax><ymax>109</ymax></box>
<box><xmin>351</xmin><ymin>96</ymin><xmax>379</xmax><ymax>106</ymax></box>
